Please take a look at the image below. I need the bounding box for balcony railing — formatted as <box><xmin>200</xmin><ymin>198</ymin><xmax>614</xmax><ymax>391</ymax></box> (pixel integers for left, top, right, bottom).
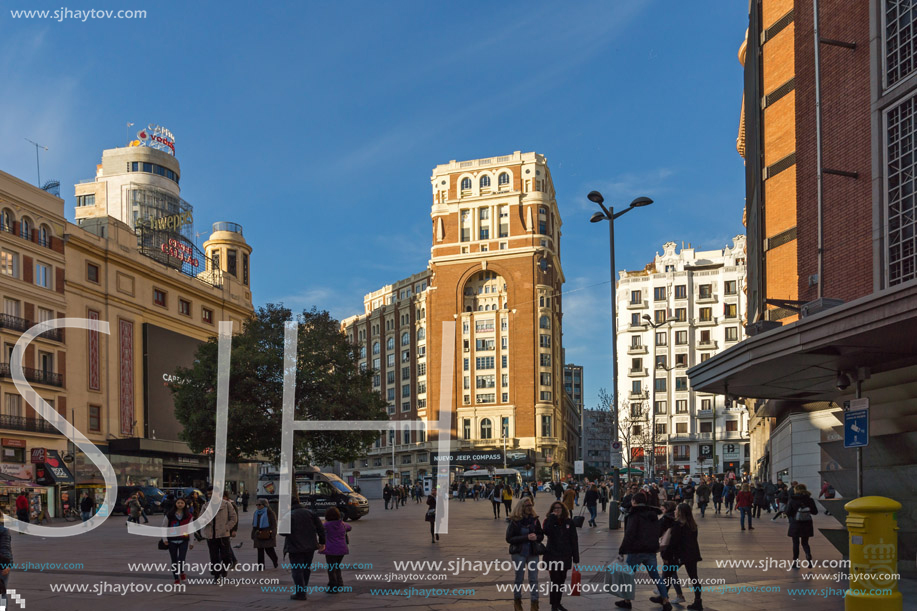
<box><xmin>0</xmin><ymin>314</ymin><xmax>31</xmax><ymax>333</ymax></box>
<box><xmin>628</xmin><ymin>391</ymin><xmax>648</xmax><ymax>400</ymax></box>
<box><xmin>0</xmin><ymin>414</ymin><xmax>61</xmax><ymax>435</ymax></box>
<box><xmin>669</xmin><ymin>433</ymin><xmax>696</xmax><ymax>441</ymax></box>
<box><xmin>0</xmin><ymin>363</ymin><xmax>63</xmax><ymax>387</ymax></box>
<box><xmin>626</xmin><ymin>299</ymin><xmax>648</xmax><ymax>310</ymax></box>
<box><xmin>628</xmin><ymin>367</ymin><xmax>648</xmax><ymax>377</ymax></box>
<box><xmin>694</xmin><ymin>317</ymin><xmax>718</xmax><ymax>327</ymax></box>
<box><xmin>723</xmin><ymin>430</ymin><xmax>748</xmax><ymax>439</ymax></box>
<box><xmin>697</xmin><ymin>409</ymin><xmax>713</xmax><ymax>418</ymax></box>
<box><xmin>626</xmin><ymin>345</ymin><xmax>648</xmax><ymax>355</ymax></box>
<box><xmin>697</xmin><ymin>293</ymin><xmax>718</xmax><ymax>303</ymax></box>
<box><xmin>697</xmin><ymin>339</ymin><xmax>718</xmax><ymax>350</ymax></box>
<box><xmin>698</xmin><ymin>431</ymin><xmax>713</xmax><ymax>439</ymax></box>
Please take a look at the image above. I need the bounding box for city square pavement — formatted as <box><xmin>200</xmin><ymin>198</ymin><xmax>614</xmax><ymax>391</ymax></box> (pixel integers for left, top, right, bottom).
<box><xmin>7</xmin><ymin>495</ymin><xmax>914</xmax><ymax>610</ymax></box>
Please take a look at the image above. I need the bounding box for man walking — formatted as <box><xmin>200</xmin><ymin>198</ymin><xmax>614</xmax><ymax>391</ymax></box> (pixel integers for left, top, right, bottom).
<box><xmin>383</xmin><ymin>484</ymin><xmax>392</xmax><ymax>510</ymax></box>
<box><xmin>283</xmin><ymin>493</ymin><xmax>326</xmax><ymax>601</ymax></box>
<box><xmin>79</xmin><ymin>491</ymin><xmax>95</xmax><ymax>524</ymax></box>
<box><xmin>203</xmin><ymin>486</ymin><xmax>238</xmax><ymax>584</ymax></box>
<box><xmin>614</xmin><ymin>491</ymin><xmax>671</xmax><ymax>611</ymax></box>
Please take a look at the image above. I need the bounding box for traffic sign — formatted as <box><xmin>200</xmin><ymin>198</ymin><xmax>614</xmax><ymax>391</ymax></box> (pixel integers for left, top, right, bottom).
<box><xmin>844</xmin><ymin>398</ymin><xmax>869</xmax><ymax>448</ymax></box>
<box><xmin>574</xmin><ymin>460</ymin><xmax>584</xmax><ymax>475</ymax></box>
<box><xmin>610</xmin><ymin>451</ymin><xmax>623</xmax><ymax>469</ymax></box>
<box><xmin>611</xmin><ymin>441</ymin><xmax>622</xmax><ymax>452</ymax></box>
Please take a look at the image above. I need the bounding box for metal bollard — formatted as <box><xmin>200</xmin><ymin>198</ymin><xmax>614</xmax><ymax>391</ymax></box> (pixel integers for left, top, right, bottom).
<box><xmin>844</xmin><ymin>496</ymin><xmax>902</xmax><ymax>611</ymax></box>
<box><xmin>608</xmin><ymin>500</ymin><xmax>620</xmax><ymax>530</ymax></box>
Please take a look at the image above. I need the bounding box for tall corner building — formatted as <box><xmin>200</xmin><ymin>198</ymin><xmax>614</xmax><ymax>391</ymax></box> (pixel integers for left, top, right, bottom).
<box><xmin>342</xmin><ymin>151</ymin><xmax>570</xmax><ymax>483</ymax></box>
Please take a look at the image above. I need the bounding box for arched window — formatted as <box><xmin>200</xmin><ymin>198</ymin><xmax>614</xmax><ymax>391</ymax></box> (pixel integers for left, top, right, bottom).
<box><xmin>498</xmin><ymin>173</ymin><xmax>510</xmax><ymax>185</ymax></box>
<box><xmin>20</xmin><ymin>217</ymin><xmax>32</xmax><ymax>240</ymax></box>
<box><xmin>386</xmin><ymin>337</ymin><xmax>395</xmax><ymax>351</ymax></box>
<box><xmin>38</xmin><ymin>225</ymin><xmax>50</xmax><ymax>247</ymax></box>
<box><xmin>372</xmin><ymin>342</ymin><xmax>380</xmax><ymax>355</ymax></box>
<box><xmin>401</xmin><ymin>332</ymin><xmax>410</xmax><ymax>346</ymax></box>
<box><xmin>461</xmin><ymin>177</ymin><xmax>472</xmax><ymax>190</ymax></box>
<box><xmin>417</xmin><ymin>327</ymin><xmax>425</xmax><ymax>340</ymax></box>
<box><xmin>359</xmin><ymin>346</ymin><xmax>366</xmax><ymax>359</ymax></box>
<box><xmin>480</xmin><ymin>175</ymin><xmax>491</xmax><ymax>188</ymax></box>
<box><xmin>0</xmin><ymin>209</ymin><xmax>13</xmax><ymax>232</ymax></box>
<box><xmin>540</xmin><ymin>315</ymin><xmax>551</xmax><ymax>329</ymax></box>
<box><xmin>480</xmin><ymin>418</ymin><xmax>492</xmax><ymax>439</ymax></box>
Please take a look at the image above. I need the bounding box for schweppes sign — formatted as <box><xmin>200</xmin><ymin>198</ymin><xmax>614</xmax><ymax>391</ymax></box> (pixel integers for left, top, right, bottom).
<box><xmin>140</xmin><ymin>211</ymin><xmax>193</xmax><ymax>232</ymax></box>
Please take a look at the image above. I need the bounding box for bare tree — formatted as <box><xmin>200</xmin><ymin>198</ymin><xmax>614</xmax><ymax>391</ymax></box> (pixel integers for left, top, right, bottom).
<box><xmin>597</xmin><ymin>388</ymin><xmax>651</xmax><ymax>476</ymax></box>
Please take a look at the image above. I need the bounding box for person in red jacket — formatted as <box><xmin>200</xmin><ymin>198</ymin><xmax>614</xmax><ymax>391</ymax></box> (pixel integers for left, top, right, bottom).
<box><xmin>736</xmin><ymin>484</ymin><xmax>755</xmax><ymax>531</ymax></box>
<box><xmin>15</xmin><ymin>494</ymin><xmax>29</xmax><ymax>525</ymax></box>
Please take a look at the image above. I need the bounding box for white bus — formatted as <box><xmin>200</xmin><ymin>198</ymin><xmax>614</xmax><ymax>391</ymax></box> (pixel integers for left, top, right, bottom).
<box><xmin>460</xmin><ymin>468</ymin><xmax>523</xmax><ymax>490</ymax></box>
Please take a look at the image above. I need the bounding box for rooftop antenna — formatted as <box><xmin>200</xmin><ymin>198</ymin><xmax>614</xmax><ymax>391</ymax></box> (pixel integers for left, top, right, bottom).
<box><xmin>126</xmin><ymin>122</ymin><xmax>134</xmax><ymax>145</ymax></box>
<box><xmin>24</xmin><ymin>138</ymin><xmax>48</xmax><ymax>187</ymax></box>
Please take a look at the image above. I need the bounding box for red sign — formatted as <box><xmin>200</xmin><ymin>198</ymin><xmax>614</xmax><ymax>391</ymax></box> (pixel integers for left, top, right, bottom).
<box><xmin>160</xmin><ymin>239</ymin><xmax>199</xmax><ymax>267</ymax></box>
<box><xmin>2</xmin><ymin>438</ymin><xmax>26</xmax><ymax>448</ymax></box>
<box><xmin>30</xmin><ymin>448</ymin><xmax>46</xmax><ymax>464</ymax></box>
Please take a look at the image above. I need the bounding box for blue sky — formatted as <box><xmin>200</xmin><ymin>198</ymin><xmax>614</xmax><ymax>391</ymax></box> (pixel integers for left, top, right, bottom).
<box><xmin>1</xmin><ymin>0</ymin><xmax>748</xmax><ymax>410</ymax></box>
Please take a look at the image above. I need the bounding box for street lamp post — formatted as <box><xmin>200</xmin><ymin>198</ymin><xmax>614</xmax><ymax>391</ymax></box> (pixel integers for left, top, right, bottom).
<box><xmin>588</xmin><ymin>191</ymin><xmax>653</xmax><ymax>528</ymax></box>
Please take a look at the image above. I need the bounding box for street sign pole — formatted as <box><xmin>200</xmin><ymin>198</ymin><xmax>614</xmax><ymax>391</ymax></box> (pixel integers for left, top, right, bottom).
<box><xmin>856</xmin><ymin>380</ymin><xmax>863</xmax><ymax>498</ymax></box>
<box><xmin>843</xmin><ymin>391</ymin><xmax>869</xmax><ymax>498</ymax></box>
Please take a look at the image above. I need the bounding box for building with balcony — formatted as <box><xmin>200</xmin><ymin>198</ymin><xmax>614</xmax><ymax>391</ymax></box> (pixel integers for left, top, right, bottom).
<box><xmin>341</xmin><ymin>152</ymin><xmax>572</xmax><ymax>484</ymax></box>
<box><xmin>615</xmin><ymin>238</ymin><xmax>749</xmax><ymax>477</ymax></box>
<box><xmin>563</xmin><ymin>364</ymin><xmax>584</xmax><ymax>463</ymax></box>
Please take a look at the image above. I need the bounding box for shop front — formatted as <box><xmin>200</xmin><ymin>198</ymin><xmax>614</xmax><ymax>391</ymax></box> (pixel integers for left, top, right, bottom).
<box><xmin>34</xmin><ymin>449</ymin><xmax>76</xmax><ymax>515</ymax></box>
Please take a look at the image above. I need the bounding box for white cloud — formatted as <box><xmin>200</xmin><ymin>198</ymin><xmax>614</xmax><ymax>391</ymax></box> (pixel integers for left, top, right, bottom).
<box><xmin>265</xmin><ymin>286</ymin><xmax>365</xmax><ymax>323</ymax></box>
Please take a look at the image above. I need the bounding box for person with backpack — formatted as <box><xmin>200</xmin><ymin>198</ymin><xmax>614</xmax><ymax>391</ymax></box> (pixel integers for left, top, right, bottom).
<box><xmin>681</xmin><ymin>479</ymin><xmax>695</xmax><ymax>509</ymax></box>
<box><xmin>662</xmin><ymin>503</ymin><xmax>703</xmax><ymax>610</ymax></box>
<box><xmin>321</xmin><ymin>507</ymin><xmax>351</xmax><ymax>591</ymax></box>
<box><xmin>543</xmin><ymin>500</ymin><xmax>579</xmax><ymax>611</ymax></box>
<box><xmin>764</xmin><ymin>481</ymin><xmax>777</xmax><ymax>514</ymax></box>
<box><xmin>506</xmin><ymin>497</ymin><xmax>544</xmax><ymax>611</ymax></box>
<box><xmin>786</xmin><ymin>484</ymin><xmax>818</xmax><ymax>568</ymax></box>
<box><xmin>503</xmin><ymin>484</ymin><xmax>515</xmax><ymax>520</ymax></box>
<box><xmin>711</xmin><ymin>479</ymin><xmax>724</xmax><ymax>514</ymax></box>
<box><xmin>614</xmin><ymin>491</ymin><xmax>671</xmax><ymax>611</ymax></box>
<box><xmin>694</xmin><ymin>480</ymin><xmax>710</xmax><ymax>518</ymax></box>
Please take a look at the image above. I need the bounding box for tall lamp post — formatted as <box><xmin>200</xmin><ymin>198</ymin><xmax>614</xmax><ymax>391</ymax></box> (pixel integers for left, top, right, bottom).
<box><xmin>588</xmin><ymin>191</ymin><xmax>653</xmax><ymax>528</ymax></box>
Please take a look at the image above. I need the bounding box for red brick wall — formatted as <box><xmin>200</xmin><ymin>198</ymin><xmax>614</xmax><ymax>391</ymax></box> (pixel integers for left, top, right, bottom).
<box><xmin>794</xmin><ymin>0</ymin><xmax>872</xmax><ymax>303</ymax></box>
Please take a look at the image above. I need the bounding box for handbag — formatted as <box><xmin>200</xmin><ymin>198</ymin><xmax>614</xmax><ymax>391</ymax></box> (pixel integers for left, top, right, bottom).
<box><xmin>257</xmin><ymin>528</ymin><xmax>272</xmax><ymax>540</ymax></box>
<box><xmin>659</xmin><ymin>527</ymin><xmax>672</xmax><ymax>551</ymax></box>
<box><xmin>425</xmin><ymin>509</ymin><xmax>435</xmax><ymax>522</ymax></box>
<box><xmin>570</xmin><ymin>567</ymin><xmax>581</xmax><ymax>596</ymax></box>
<box><xmin>158</xmin><ymin>539</ymin><xmax>169</xmax><ymax>550</ymax></box>
<box><xmin>605</xmin><ymin>558</ymin><xmax>635</xmax><ymax>600</ymax></box>
<box><xmin>534</xmin><ymin>542</ymin><xmax>547</xmax><ymax>555</ymax></box>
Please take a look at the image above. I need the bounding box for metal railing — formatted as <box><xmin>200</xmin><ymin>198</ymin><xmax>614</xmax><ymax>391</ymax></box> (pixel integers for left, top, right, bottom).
<box><xmin>0</xmin><ymin>314</ymin><xmax>31</xmax><ymax>333</ymax></box>
<box><xmin>0</xmin><ymin>414</ymin><xmax>60</xmax><ymax>435</ymax></box>
<box><xmin>0</xmin><ymin>363</ymin><xmax>63</xmax><ymax>387</ymax></box>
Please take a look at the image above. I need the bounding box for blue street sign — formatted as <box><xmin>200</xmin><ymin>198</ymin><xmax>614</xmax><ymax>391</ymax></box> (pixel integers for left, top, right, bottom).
<box><xmin>844</xmin><ymin>399</ymin><xmax>869</xmax><ymax>448</ymax></box>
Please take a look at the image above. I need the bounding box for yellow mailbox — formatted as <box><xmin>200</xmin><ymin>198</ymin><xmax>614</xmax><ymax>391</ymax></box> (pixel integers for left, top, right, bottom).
<box><xmin>845</xmin><ymin>496</ymin><xmax>902</xmax><ymax>611</ymax></box>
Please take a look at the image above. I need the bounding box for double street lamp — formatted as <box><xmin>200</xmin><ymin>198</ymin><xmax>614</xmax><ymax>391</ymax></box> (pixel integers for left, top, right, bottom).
<box><xmin>588</xmin><ymin>191</ymin><xmax>653</xmax><ymax>516</ymax></box>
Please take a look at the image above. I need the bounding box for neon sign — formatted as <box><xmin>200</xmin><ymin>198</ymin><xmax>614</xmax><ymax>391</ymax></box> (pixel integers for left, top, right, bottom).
<box><xmin>160</xmin><ymin>238</ymin><xmax>199</xmax><ymax>267</ymax></box>
<box><xmin>136</xmin><ymin>124</ymin><xmax>176</xmax><ymax>155</ymax></box>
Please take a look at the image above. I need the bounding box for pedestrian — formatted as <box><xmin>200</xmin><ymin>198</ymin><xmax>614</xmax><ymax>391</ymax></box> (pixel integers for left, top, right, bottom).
<box><xmin>753</xmin><ymin>483</ymin><xmax>767</xmax><ymax>519</ymax></box>
<box><xmin>584</xmin><ymin>484</ymin><xmax>599</xmax><ymax>527</ymax></box>
<box><xmin>658</xmin><ymin>501</ymin><xmax>684</xmax><ymax>605</ymax></box>
<box><xmin>282</xmin><ymin>493</ymin><xmax>326</xmax><ymax>601</ymax></box>
<box><xmin>14</xmin><ymin>493</ymin><xmax>28</xmax><ymax>527</ymax></box>
<box><xmin>614</xmin><ymin>491</ymin><xmax>671</xmax><ymax>611</ymax></box>
<box><xmin>772</xmin><ymin>483</ymin><xmax>790</xmax><ymax>520</ymax></box>
<box><xmin>426</xmin><ymin>489</ymin><xmax>439</xmax><ymax>543</ymax></box>
<box><xmin>224</xmin><ymin>491</ymin><xmax>241</xmax><ymax>567</ymax></box>
<box><xmin>203</xmin><ymin>486</ymin><xmax>238</xmax><ymax>584</ymax></box>
<box><xmin>681</xmin><ymin>479</ymin><xmax>695</xmax><ymax>509</ymax></box>
<box><xmin>161</xmin><ymin>496</ymin><xmax>192</xmax><ymax>584</ymax></box>
<box><xmin>127</xmin><ymin>494</ymin><xmax>142</xmax><ymax>524</ymax></box>
<box><xmin>503</xmin><ymin>484</ymin><xmax>515</xmax><ymax>520</ymax></box>
<box><xmin>818</xmin><ymin>480</ymin><xmax>836</xmax><ymax>516</ymax></box>
<box><xmin>722</xmin><ymin>479</ymin><xmax>736</xmax><ymax>515</ymax></box>
<box><xmin>383</xmin><ymin>484</ymin><xmax>392</xmax><ymax>510</ymax></box>
<box><xmin>189</xmin><ymin>490</ymin><xmax>206</xmax><ymax>518</ymax></box>
<box><xmin>786</xmin><ymin>484</ymin><xmax>818</xmax><ymax>568</ymax></box>
<box><xmin>459</xmin><ymin>481</ymin><xmax>467</xmax><ymax>502</ymax></box>
<box><xmin>321</xmin><ymin>507</ymin><xmax>351</xmax><ymax>591</ymax></box>
<box><xmin>506</xmin><ymin>497</ymin><xmax>543</xmax><ymax>611</ymax></box>
<box><xmin>79</xmin><ymin>491</ymin><xmax>95</xmax><ymax>523</ymax></box>
<box><xmin>251</xmin><ymin>498</ymin><xmax>279</xmax><ymax>570</ymax></box>
<box><xmin>401</xmin><ymin>485</ymin><xmax>407</xmax><ymax>507</ymax></box>
<box><xmin>600</xmin><ymin>484</ymin><xmax>609</xmax><ymax>513</ymax></box>
<box><xmin>490</xmin><ymin>484</ymin><xmax>504</xmax><ymax>519</ymax></box>
<box><xmin>694</xmin><ymin>480</ymin><xmax>710</xmax><ymax>518</ymax></box>
<box><xmin>666</xmin><ymin>503</ymin><xmax>703</xmax><ymax>610</ymax></box>
<box><xmin>553</xmin><ymin>481</ymin><xmax>563</xmax><ymax>502</ymax></box>
<box><xmin>242</xmin><ymin>491</ymin><xmax>250</xmax><ymax>512</ymax></box>
<box><xmin>0</xmin><ymin>510</ymin><xmax>12</xmax><ymax>597</ymax></box>
<box><xmin>543</xmin><ymin>501</ymin><xmax>579</xmax><ymax>611</ymax></box>
<box><xmin>137</xmin><ymin>490</ymin><xmax>150</xmax><ymax>523</ymax></box>
<box><xmin>562</xmin><ymin>485</ymin><xmax>575</xmax><ymax>515</ymax></box>
<box><xmin>736</xmin><ymin>483</ymin><xmax>754</xmax><ymax>531</ymax></box>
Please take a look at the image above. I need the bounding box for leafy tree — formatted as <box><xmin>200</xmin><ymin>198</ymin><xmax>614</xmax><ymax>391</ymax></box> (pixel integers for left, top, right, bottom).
<box><xmin>172</xmin><ymin>304</ymin><xmax>388</xmax><ymax>466</ymax></box>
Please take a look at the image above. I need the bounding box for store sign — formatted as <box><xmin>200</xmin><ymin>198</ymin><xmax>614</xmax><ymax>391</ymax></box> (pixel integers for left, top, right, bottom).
<box><xmin>144</xmin><ymin>211</ymin><xmax>193</xmax><ymax>232</ymax></box>
<box><xmin>136</xmin><ymin>124</ymin><xmax>176</xmax><ymax>155</ymax></box>
<box><xmin>699</xmin><ymin>444</ymin><xmax>713</xmax><ymax>460</ymax></box>
<box><xmin>160</xmin><ymin>238</ymin><xmax>200</xmax><ymax>267</ymax></box>
<box><xmin>30</xmin><ymin>448</ymin><xmax>45</xmax><ymax>464</ymax></box>
<box><xmin>2</xmin><ymin>438</ymin><xmax>26</xmax><ymax>448</ymax></box>
<box><xmin>722</xmin><ymin>443</ymin><xmax>740</xmax><ymax>461</ymax></box>
<box><xmin>0</xmin><ymin>464</ymin><xmax>32</xmax><ymax>480</ymax></box>
<box><xmin>431</xmin><ymin>452</ymin><xmax>503</xmax><ymax>465</ymax></box>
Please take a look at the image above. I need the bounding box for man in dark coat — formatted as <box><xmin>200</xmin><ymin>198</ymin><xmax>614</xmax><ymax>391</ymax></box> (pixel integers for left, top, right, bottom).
<box><xmin>711</xmin><ymin>479</ymin><xmax>724</xmax><ymax>514</ymax></box>
<box><xmin>615</xmin><ymin>492</ymin><xmax>671</xmax><ymax>611</ymax></box>
<box><xmin>382</xmin><ymin>484</ymin><xmax>392</xmax><ymax>510</ymax></box>
<box><xmin>282</xmin><ymin>494</ymin><xmax>326</xmax><ymax>600</ymax></box>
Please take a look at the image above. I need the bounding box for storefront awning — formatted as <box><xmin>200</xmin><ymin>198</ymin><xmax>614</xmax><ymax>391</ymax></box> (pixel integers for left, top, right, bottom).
<box><xmin>687</xmin><ymin>281</ymin><xmax>917</xmax><ymax>401</ymax></box>
<box><xmin>35</xmin><ymin>450</ymin><xmax>75</xmax><ymax>485</ymax></box>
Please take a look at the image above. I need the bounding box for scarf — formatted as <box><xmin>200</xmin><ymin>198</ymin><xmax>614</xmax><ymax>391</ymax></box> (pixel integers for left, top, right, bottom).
<box><xmin>253</xmin><ymin>507</ymin><xmax>269</xmax><ymax>529</ymax></box>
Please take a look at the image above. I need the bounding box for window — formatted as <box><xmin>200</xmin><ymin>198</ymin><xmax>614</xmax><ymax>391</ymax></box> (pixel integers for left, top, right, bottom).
<box><xmin>481</xmin><ymin>419</ymin><xmax>493</xmax><ymax>438</ymax></box>
<box><xmin>464</xmin><ymin>376</ymin><xmax>470</xmax><ymax>389</ymax></box>
<box><xmin>0</xmin><ymin>249</ymin><xmax>18</xmax><ymax>278</ymax></box>
<box><xmin>502</xmin><ymin>373</ymin><xmax>509</xmax><ymax>387</ymax></box>
<box><xmin>35</xmin><ymin>262</ymin><xmax>50</xmax><ymax>288</ymax></box>
<box><xmin>631</xmin><ymin>381</ymin><xmax>642</xmax><ymax>394</ymax></box>
<box><xmin>498</xmin><ymin>173</ymin><xmax>510</xmax><ymax>186</ymax></box>
<box><xmin>417</xmin><ymin>327</ymin><xmax>425</xmax><ymax>340</ymax></box>
<box><xmin>202</xmin><ymin>308</ymin><xmax>213</xmax><ymax>324</ymax></box>
<box><xmin>387</xmin><ymin>371</ymin><xmax>396</xmax><ymax>384</ymax></box>
<box><xmin>372</xmin><ymin>358</ymin><xmax>380</xmax><ymax>370</ymax></box>
<box><xmin>675</xmin><ymin>330</ymin><xmax>687</xmax><ymax>345</ymax></box>
<box><xmin>386</xmin><ymin>337</ymin><xmax>395</xmax><ymax>351</ymax></box>
<box><xmin>724</xmin><ymin>303</ymin><xmax>737</xmax><ymax>318</ymax></box>
<box><xmin>676</xmin><ymin>422</ymin><xmax>688</xmax><ymax>434</ymax></box>
<box><xmin>541</xmin><ymin>415</ymin><xmax>552</xmax><ymax>437</ymax></box>
<box><xmin>402</xmin><ymin>366</ymin><xmax>410</xmax><ymax>381</ymax></box>
<box><xmin>655</xmin><ymin>422</ymin><xmax>667</xmax><ymax>435</ymax></box>
<box><xmin>464</xmin><ymin>358</ymin><xmax>469</xmax><ymax>371</ymax></box>
<box><xmin>387</xmin><ymin>354</ymin><xmax>395</xmax><ymax>367</ymax></box>
<box><xmin>540</xmin><ymin>334</ymin><xmax>551</xmax><ymax>348</ymax></box>
<box><xmin>630</xmin><ymin>290</ymin><xmax>642</xmax><ymax>304</ymax></box>
<box><xmin>654</xmin><ymin>332</ymin><xmax>667</xmax><ymax>347</ymax></box>
<box><xmin>153</xmin><ymin>288</ymin><xmax>167</xmax><ymax>307</ymax></box>
<box><xmin>701</xmin><ymin>399</ymin><xmax>712</xmax><ymax>410</ymax></box>
<box><xmin>676</xmin><ymin>400</ymin><xmax>688</xmax><ymax>414</ymax></box>
<box><xmin>501</xmin><ymin>336</ymin><xmax>508</xmax><ymax>349</ymax></box>
<box><xmin>4</xmin><ymin>395</ymin><xmax>22</xmax><ymax>417</ymax></box>
<box><xmin>20</xmin><ymin>217</ymin><xmax>31</xmax><ymax>240</ymax></box>
<box><xmin>675</xmin><ymin>376</ymin><xmax>688</xmax><ymax>391</ymax></box>
<box><xmin>242</xmin><ymin>253</ymin><xmax>249</xmax><ymax>285</ymax></box>
<box><xmin>726</xmin><ymin>327</ymin><xmax>739</xmax><ymax>341</ymax></box>
<box><xmin>674</xmin><ymin>285</ymin><xmax>687</xmax><ymax>299</ymax></box>
<box><xmin>630</xmin><ymin>403</ymin><xmax>643</xmax><ymax>418</ymax></box>
<box><xmin>227</xmin><ymin>249</ymin><xmax>237</xmax><ymax>277</ymax></box>
<box><xmin>540</xmin><ymin>390</ymin><xmax>552</xmax><ymax>401</ymax></box>
<box><xmin>501</xmin><ymin>416</ymin><xmax>510</xmax><ymax>437</ymax></box>
<box><xmin>476</xmin><ymin>375</ymin><xmax>496</xmax><ymax>389</ymax></box>
<box><xmin>655</xmin><ymin>355</ymin><xmax>667</xmax><ymax>369</ymax></box>
<box><xmin>699</xmin><ymin>284</ymin><xmax>713</xmax><ymax>299</ymax></box>
<box><xmin>630</xmin><ymin>313</ymin><xmax>641</xmax><ymax>326</ymax></box>
<box><xmin>654</xmin><ymin>309</ymin><xmax>666</xmax><ymax>324</ymax></box>
<box><xmin>475</xmin><ymin>338</ymin><xmax>495</xmax><ymax>350</ymax></box>
<box><xmin>402</xmin><ymin>384</ymin><xmax>410</xmax><ymax>398</ymax></box>
<box><xmin>402</xmin><ymin>349</ymin><xmax>410</xmax><ymax>363</ymax></box>
<box><xmin>475</xmin><ymin>356</ymin><xmax>495</xmax><ymax>369</ymax></box>
<box><xmin>725</xmin><ymin>280</ymin><xmax>737</xmax><ymax>295</ymax></box>
<box><xmin>699</xmin><ymin>307</ymin><xmax>713</xmax><ymax>322</ymax></box>
<box><xmin>674</xmin><ymin>308</ymin><xmax>686</xmax><ymax>322</ymax></box>
<box><xmin>540</xmin><ymin>353</ymin><xmax>551</xmax><ymax>367</ymax></box>
<box><xmin>76</xmin><ymin>194</ymin><xmax>96</xmax><ymax>207</ymax></box>
<box><xmin>387</xmin><ymin>389</ymin><xmax>395</xmax><ymax>401</ymax></box>
<box><xmin>89</xmin><ymin>405</ymin><xmax>101</xmax><ymax>432</ymax></box>
<box><xmin>539</xmin><ymin>315</ymin><xmax>551</xmax><ymax>329</ymax></box>
<box><xmin>461</xmin><ymin>177</ymin><xmax>472</xmax><ymax>191</ymax></box>
<box><xmin>38</xmin><ymin>225</ymin><xmax>50</xmax><ymax>247</ymax></box>
<box><xmin>179</xmin><ymin>298</ymin><xmax>191</xmax><ymax>316</ymax></box>
<box><xmin>372</xmin><ymin>342</ymin><xmax>380</xmax><ymax>355</ymax></box>
<box><xmin>401</xmin><ymin>332</ymin><xmax>410</xmax><ymax>347</ymax></box>
<box><xmin>463</xmin><ymin>419</ymin><xmax>471</xmax><ymax>439</ymax></box>
<box><xmin>87</xmin><ymin>262</ymin><xmax>100</xmax><ymax>283</ymax></box>
<box><xmin>502</xmin><ymin>355</ymin><xmax>507</xmax><ymax>368</ymax></box>
<box><xmin>654</xmin><ymin>400</ymin><xmax>667</xmax><ymax>414</ymax></box>
<box><xmin>700</xmin><ymin>329</ymin><xmax>712</xmax><ymax>344</ymax></box>
<box><xmin>726</xmin><ymin>420</ymin><xmax>739</xmax><ymax>432</ymax></box>
<box><xmin>675</xmin><ymin>353</ymin><xmax>688</xmax><ymax>368</ymax></box>
<box><xmin>630</xmin><ymin>335</ymin><xmax>642</xmax><ymax>348</ymax></box>
<box><xmin>886</xmin><ymin>2</ymin><xmax>917</xmax><ymax>86</ymax></box>
<box><xmin>479</xmin><ymin>209</ymin><xmax>490</xmax><ymax>222</ymax></box>
<box><xmin>502</xmin><ymin>392</ymin><xmax>509</xmax><ymax>402</ymax></box>
<box><xmin>631</xmin><ymin>358</ymin><xmax>643</xmax><ymax>370</ymax></box>
<box><xmin>480</xmin><ymin>227</ymin><xmax>490</xmax><ymax>240</ymax></box>
<box><xmin>540</xmin><ymin>372</ymin><xmax>551</xmax><ymax>386</ymax></box>
<box><xmin>654</xmin><ymin>378</ymin><xmax>667</xmax><ymax>392</ymax></box>
<box><xmin>654</xmin><ymin>287</ymin><xmax>666</xmax><ymax>301</ymax></box>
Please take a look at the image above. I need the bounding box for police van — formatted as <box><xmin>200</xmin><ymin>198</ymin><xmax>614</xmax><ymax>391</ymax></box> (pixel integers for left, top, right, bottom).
<box><xmin>256</xmin><ymin>467</ymin><xmax>369</xmax><ymax>521</ymax></box>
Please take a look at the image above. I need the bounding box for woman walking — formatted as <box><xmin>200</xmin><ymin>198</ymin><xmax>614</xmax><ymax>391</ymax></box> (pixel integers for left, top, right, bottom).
<box><xmin>658</xmin><ymin>501</ymin><xmax>685</xmax><ymax>605</ymax></box>
<box><xmin>502</xmin><ymin>485</ymin><xmax>515</xmax><ymax>520</ymax></box>
<box><xmin>562</xmin><ymin>486</ymin><xmax>575</xmax><ymax>515</ymax></box>
<box><xmin>722</xmin><ymin>480</ymin><xmax>736</xmax><ymax>515</ymax></box>
<box><xmin>322</xmin><ymin>507</ymin><xmax>352</xmax><ymax>590</ymax></box>
<box><xmin>251</xmin><ymin>498</ymin><xmax>279</xmax><ymax>570</ymax></box>
<box><xmin>542</xmin><ymin>501</ymin><xmax>579</xmax><ymax>611</ymax></box>
<box><xmin>663</xmin><ymin>503</ymin><xmax>703</xmax><ymax>610</ymax></box>
<box><xmin>426</xmin><ymin>489</ymin><xmax>440</xmax><ymax>543</ymax></box>
<box><xmin>490</xmin><ymin>484</ymin><xmax>503</xmax><ymax>519</ymax></box>
<box><xmin>506</xmin><ymin>497</ymin><xmax>544</xmax><ymax>611</ymax></box>
<box><xmin>161</xmin><ymin>497</ymin><xmax>192</xmax><ymax>583</ymax></box>
<box><xmin>786</xmin><ymin>484</ymin><xmax>818</xmax><ymax>568</ymax></box>
<box><xmin>753</xmin><ymin>483</ymin><xmax>767</xmax><ymax>519</ymax></box>
<box><xmin>736</xmin><ymin>483</ymin><xmax>754</xmax><ymax>530</ymax></box>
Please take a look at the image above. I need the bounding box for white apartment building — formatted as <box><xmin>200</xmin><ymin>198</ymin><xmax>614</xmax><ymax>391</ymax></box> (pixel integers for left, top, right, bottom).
<box><xmin>615</xmin><ymin>237</ymin><xmax>749</xmax><ymax>478</ymax></box>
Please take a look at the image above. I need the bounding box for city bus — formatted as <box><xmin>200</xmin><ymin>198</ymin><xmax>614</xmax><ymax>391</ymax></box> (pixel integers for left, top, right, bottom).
<box><xmin>459</xmin><ymin>468</ymin><xmax>523</xmax><ymax>491</ymax></box>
